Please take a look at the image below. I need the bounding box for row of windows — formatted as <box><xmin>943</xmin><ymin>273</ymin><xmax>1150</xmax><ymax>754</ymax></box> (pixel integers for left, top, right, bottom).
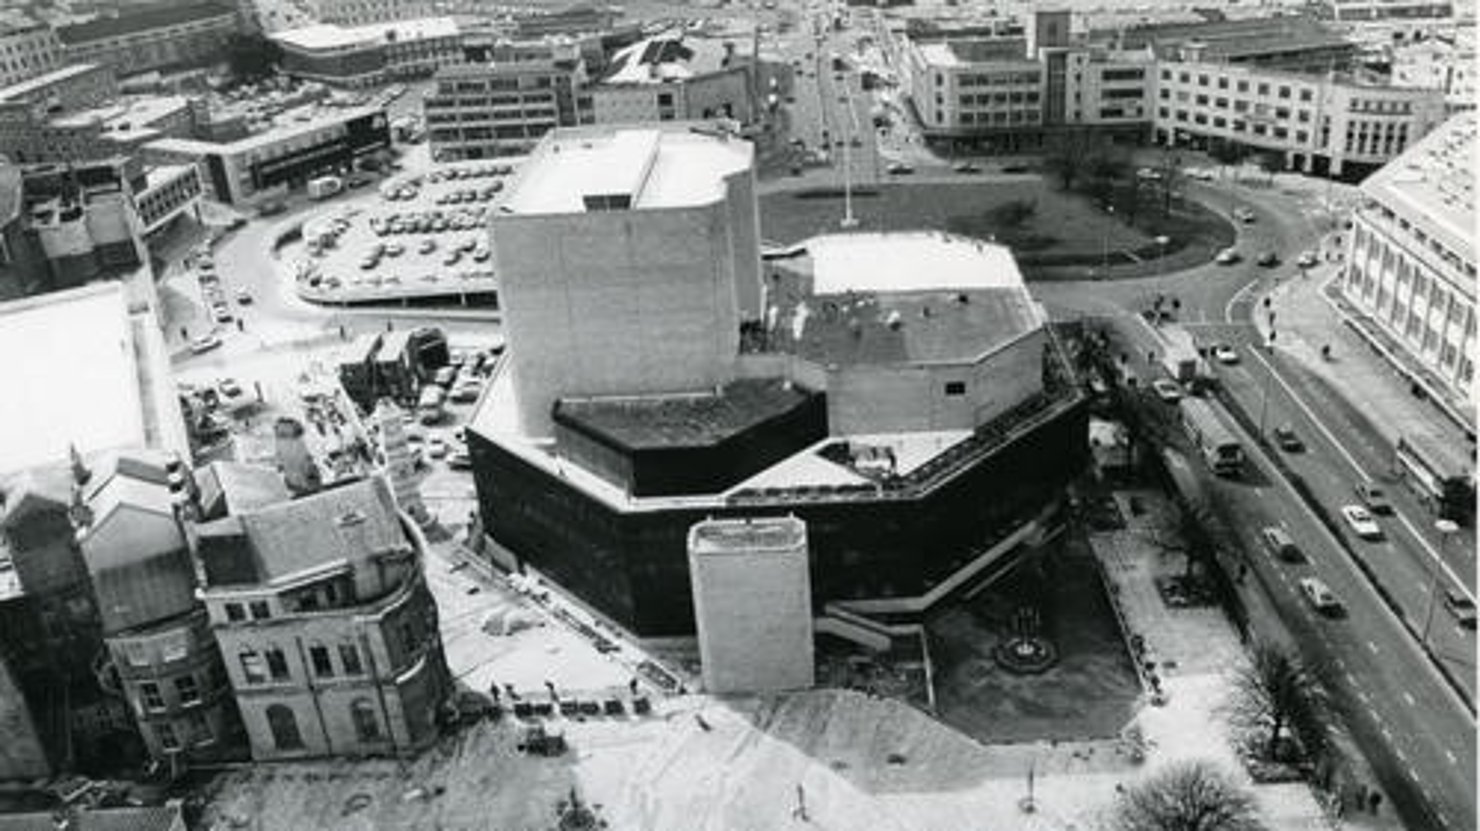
<box><xmin>953</xmin><ymin>72</ymin><xmax>1041</xmax><ymax>87</ymax></box>
<box><xmin>138</xmin><ymin>674</ymin><xmax>201</xmax><ymax>711</ymax></box>
<box><xmin>239</xmin><ymin>641</ymin><xmax>366</xmax><ymax>685</ymax></box>
<box><xmin>1158</xmin><ymin>108</ymin><xmax>1310</xmax><ymax>143</ymax></box>
<box><xmin>1160</xmin><ymin>69</ymin><xmax>1316</xmax><ymax>102</ymax></box>
<box><xmin>955</xmin><ymin>91</ymin><xmax>1041</xmax><ymax>107</ymax></box>
<box><xmin>958</xmin><ymin>110</ymin><xmax>1042</xmax><ymax>126</ymax></box>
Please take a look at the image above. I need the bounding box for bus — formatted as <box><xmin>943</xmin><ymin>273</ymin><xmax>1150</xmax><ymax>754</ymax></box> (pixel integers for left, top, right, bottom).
<box><xmin>1180</xmin><ymin>398</ymin><xmax>1243</xmax><ymax>476</ymax></box>
<box><xmin>1395</xmin><ymin>432</ymin><xmax>1474</xmax><ymax>522</ymax></box>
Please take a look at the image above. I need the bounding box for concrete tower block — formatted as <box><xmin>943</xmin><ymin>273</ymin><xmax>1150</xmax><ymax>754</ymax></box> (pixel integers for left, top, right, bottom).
<box><xmin>687</xmin><ymin>515</ymin><xmax>814</xmax><ymax>694</ymax></box>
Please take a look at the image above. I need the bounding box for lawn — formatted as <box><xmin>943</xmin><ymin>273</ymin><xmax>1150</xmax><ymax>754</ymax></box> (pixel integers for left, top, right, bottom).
<box><xmin>925</xmin><ymin>531</ymin><xmax>1142</xmax><ymax>744</ymax></box>
<box><xmin>758</xmin><ymin>179</ymin><xmax>1234</xmax><ymax>281</ymax></box>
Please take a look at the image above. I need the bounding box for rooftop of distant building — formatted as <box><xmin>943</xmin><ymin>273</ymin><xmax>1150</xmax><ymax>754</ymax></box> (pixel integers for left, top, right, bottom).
<box><xmin>0</xmin><ymin>283</ymin><xmax>148</xmax><ymax>476</ymax></box>
<box><xmin>274</xmin><ymin>16</ymin><xmax>460</xmax><ymax>52</ymax></box>
<box><xmin>762</xmin><ymin>232</ymin><xmax>1042</xmax><ymax>367</ymax></box>
<box><xmin>1109</xmin><ymin>13</ymin><xmax>1351</xmax><ymax>59</ymax></box>
<box><xmin>145</xmin><ymin>104</ymin><xmax>384</xmax><ymax>156</ymax></box>
<box><xmin>600</xmin><ymin>31</ymin><xmax>743</xmax><ymax>84</ymax></box>
<box><xmin>0</xmin><ymin>62</ymin><xmax>103</xmax><ymax>103</ymax></box>
<box><xmin>498</xmin><ymin>124</ymin><xmax>752</xmax><ymax>215</ymax></box>
<box><xmin>1362</xmin><ymin>110</ymin><xmax>1475</xmax><ymax>263</ymax></box>
<box><xmin>56</xmin><ymin>2</ymin><xmax>235</xmax><ymax>45</ymax></box>
<box><xmin>918</xmin><ymin>37</ymin><xmax>1031</xmax><ymax>66</ymax></box>
<box><xmin>48</xmin><ymin>94</ymin><xmax>191</xmax><ymax>135</ymax></box>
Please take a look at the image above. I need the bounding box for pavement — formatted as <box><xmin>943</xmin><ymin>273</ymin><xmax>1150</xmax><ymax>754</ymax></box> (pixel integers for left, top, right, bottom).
<box><xmin>195</xmin><ymin>487</ymin><xmax>1389</xmax><ymax>831</ymax></box>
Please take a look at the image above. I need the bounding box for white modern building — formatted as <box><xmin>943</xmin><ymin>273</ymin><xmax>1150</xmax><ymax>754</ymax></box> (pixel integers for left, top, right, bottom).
<box><xmin>0</xmin><ymin>20</ymin><xmax>63</xmax><ymax>89</ymax></box>
<box><xmin>688</xmin><ymin>516</ymin><xmax>814</xmax><ymax>694</ymax></box>
<box><xmin>1342</xmin><ymin>111</ymin><xmax>1475</xmax><ymax>413</ymax></box>
<box><xmin>489</xmin><ymin>123</ymin><xmax>761</xmax><ymax>434</ymax></box>
<box><xmin>423</xmin><ymin>50</ymin><xmax>587</xmax><ymax>161</ymax></box>
<box><xmin>1389</xmin><ymin>31</ymin><xmax>1475</xmax><ymax>113</ymax></box>
<box><xmin>1152</xmin><ymin>60</ymin><xmax>1448</xmax><ymax>175</ymax></box>
<box><xmin>274</xmin><ymin>16</ymin><xmax>461</xmax><ymax>88</ymax></box>
<box><xmin>302</xmin><ymin>0</ymin><xmax>432</xmax><ymax>27</ymax></box>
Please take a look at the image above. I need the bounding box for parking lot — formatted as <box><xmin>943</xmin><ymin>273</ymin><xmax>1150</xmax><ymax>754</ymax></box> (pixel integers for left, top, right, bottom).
<box><xmin>289</xmin><ymin>162</ymin><xmax>519</xmax><ymax>305</ymax></box>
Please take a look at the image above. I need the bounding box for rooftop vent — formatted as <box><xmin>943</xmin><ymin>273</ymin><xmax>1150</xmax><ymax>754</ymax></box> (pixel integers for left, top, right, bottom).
<box><xmin>885</xmin><ymin>310</ymin><xmax>902</xmax><ymax>330</ymax></box>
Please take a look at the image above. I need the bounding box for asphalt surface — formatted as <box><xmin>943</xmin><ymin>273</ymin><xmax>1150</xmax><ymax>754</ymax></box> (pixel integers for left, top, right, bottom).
<box><xmin>1045</xmin><ymin>174</ymin><xmax>1476</xmax><ymax>831</ymax></box>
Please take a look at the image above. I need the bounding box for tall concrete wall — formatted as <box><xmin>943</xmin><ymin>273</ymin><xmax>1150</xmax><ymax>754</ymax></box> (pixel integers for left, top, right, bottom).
<box><xmin>688</xmin><ymin>516</ymin><xmax>814</xmax><ymax>694</ymax></box>
<box><xmin>826</xmin><ymin>329</ymin><xmax>1045</xmax><ymax>435</ymax></box>
<box><xmin>0</xmin><ymin>657</ymin><xmax>50</xmax><ymax>780</ymax></box>
<box><xmin>494</xmin><ymin>200</ymin><xmax>744</xmax><ymax>435</ymax></box>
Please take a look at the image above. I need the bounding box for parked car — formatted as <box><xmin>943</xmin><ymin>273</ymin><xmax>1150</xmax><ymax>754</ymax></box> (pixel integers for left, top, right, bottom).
<box><xmin>952</xmin><ymin>162</ymin><xmax>981</xmax><ymax>173</ymax></box>
<box><xmin>886</xmin><ymin>161</ymin><xmax>914</xmax><ymax>175</ymax></box>
<box><xmin>427</xmin><ymin>436</ymin><xmax>449</xmax><ymax>459</ymax></box>
<box><xmin>1296</xmin><ymin>250</ymin><xmax>1319</xmax><ymax>268</ymax></box>
<box><xmin>1233</xmin><ymin>207</ymin><xmax>1256</xmax><ymax>223</ymax></box>
<box><xmin>1273</xmin><ymin>425</ymin><xmax>1304</xmax><ymax>452</ymax></box>
<box><xmin>1444</xmin><ymin>589</ymin><xmax>1477</xmax><ymax>629</ymax></box>
<box><xmin>1340</xmin><ymin>504</ymin><xmax>1383</xmax><ymax>540</ymax></box>
<box><xmin>448</xmin><ymin>449</ymin><xmax>472</xmax><ymax>470</ymax></box>
<box><xmin>1299</xmin><ymin>577</ymin><xmax>1342</xmax><ymax>615</ymax></box>
<box><xmin>1354</xmin><ymin>481</ymin><xmax>1392</xmax><ymax>515</ymax></box>
<box><xmin>1213</xmin><ymin>344</ymin><xmax>1239</xmax><ymax>365</ymax></box>
<box><xmin>1151</xmin><ymin>378</ymin><xmax>1183</xmax><ymax>402</ymax></box>
<box><xmin>189</xmin><ymin>334</ymin><xmax>222</xmax><ymax>354</ymax></box>
<box><xmin>434</xmin><ymin>366</ymin><xmax>458</xmax><ymax>387</ymax></box>
<box><xmin>1260</xmin><ymin>526</ymin><xmax>1304</xmax><ymax>563</ymax></box>
<box><xmin>217</xmin><ymin>377</ymin><xmax>243</xmax><ymax>398</ymax></box>
<box><xmin>1215</xmin><ymin>248</ymin><xmax>1241</xmax><ymax>265</ymax></box>
<box><xmin>212</xmin><ymin>304</ymin><xmax>234</xmax><ymax>324</ymax></box>
<box><xmin>235</xmin><ymin>286</ymin><xmax>252</xmax><ymax>304</ymax></box>
<box><xmin>1256</xmin><ymin>251</ymin><xmax>1280</xmax><ymax>267</ymax></box>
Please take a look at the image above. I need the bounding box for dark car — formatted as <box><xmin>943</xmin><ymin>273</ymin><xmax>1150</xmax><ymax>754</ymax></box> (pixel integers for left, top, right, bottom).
<box><xmin>1445</xmin><ymin>589</ymin><xmax>1477</xmax><ymax>629</ymax></box>
<box><xmin>1274</xmin><ymin>425</ymin><xmax>1304</xmax><ymax>452</ymax></box>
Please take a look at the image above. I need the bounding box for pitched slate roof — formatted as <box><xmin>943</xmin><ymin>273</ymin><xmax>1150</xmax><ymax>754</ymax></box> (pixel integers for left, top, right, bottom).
<box><xmin>194</xmin><ymin>461</ymin><xmax>290</xmax><ymax>521</ymax></box>
<box><xmin>234</xmin><ymin>476</ymin><xmax>407</xmax><ymax>585</ymax></box>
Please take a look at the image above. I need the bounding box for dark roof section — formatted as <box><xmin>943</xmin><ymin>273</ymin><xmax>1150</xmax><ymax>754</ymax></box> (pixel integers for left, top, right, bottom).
<box><xmin>56</xmin><ymin>2</ymin><xmax>236</xmax><ymax>46</ymax></box>
<box><xmin>1108</xmin><ymin>14</ymin><xmax>1351</xmax><ymax>60</ymax></box>
<box><xmin>554</xmin><ymin>379</ymin><xmax>812</xmax><ymax>451</ymax></box>
<box><xmin>194</xmin><ymin>461</ymin><xmax>290</xmax><ymax>522</ymax></box>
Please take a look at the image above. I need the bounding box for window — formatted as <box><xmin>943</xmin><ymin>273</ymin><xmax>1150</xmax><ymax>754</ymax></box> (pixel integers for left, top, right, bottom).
<box><xmin>266</xmin><ymin>704</ymin><xmax>304</xmax><ymax>751</ymax></box>
<box><xmin>174</xmin><ymin>675</ymin><xmax>200</xmax><ymax>705</ymax></box>
<box><xmin>249</xmin><ymin>601</ymin><xmax>270</xmax><ymax>621</ymax></box>
<box><xmin>339</xmin><ymin>644</ymin><xmax>364</xmax><ymax>676</ymax></box>
<box><xmin>188</xmin><ymin>711</ymin><xmax>213</xmax><ymax>745</ymax></box>
<box><xmin>225</xmin><ymin>603</ymin><xmax>245</xmax><ymax>622</ymax></box>
<box><xmin>156</xmin><ymin>722</ymin><xmax>180</xmax><ymax>751</ymax></box>
<box><xmin>240</xmin><ymin>650</ymin><xmax>267</xmax><ymax>684</ymax></box>
<box><xmin>351</xmin><ymin>698</ymin><xmax>381</xmax><ymax>742</ymax></box>
<box><xmin>265</xmin><ymin>647</ymin><xmax>289</xmax><ymax>681</ymax></box>
<box><xmin>140</xmin><ymin>681</ymin><xmax>165</xmax><ymax>711</ymax></box>
<box><xmin>944</xmin><ymin>381</ymin><xmax>966</xmax><ymax>396</ymax></box>
<box><xmin>309</xmin><ymin>645</ymin><xmax>333</xmax><ymax>678</ymax></box>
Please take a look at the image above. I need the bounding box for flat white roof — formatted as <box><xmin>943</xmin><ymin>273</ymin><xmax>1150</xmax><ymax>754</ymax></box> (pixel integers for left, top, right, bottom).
<box><xmin>1362</xmin><ymin>111</ymin><xmax>1475</xmax><ymax>266</ymax></box>
<box><xmin>275</xmin><ymin>16</ymin><xmax>459</xmax><ymax>51</ymax></box>
<box><xmin>918</xmin><ymin>42</ymin><xmax>960</xmax><ymax>67</ymax></box>
<box><xmin>0</xmin><ymin>283</ymin><xmax>145</xmax><ymax>475</ymax></box>
<box><xmin>804</xmin><ymin>232</ymin><xmax>1025</xmax><ymax>295</ymax></box>
<box><xmin>501</xmin><ymin>125</ymin><xmax>753</xmax><ymax>215</ymax></box>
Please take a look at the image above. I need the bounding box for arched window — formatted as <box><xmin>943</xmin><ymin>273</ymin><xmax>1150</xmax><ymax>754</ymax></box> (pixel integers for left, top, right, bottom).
<box><xmin>351</xmin><ymin>698</ymin><xmax>381</xmax><ymax>742</ymax></box>
<box><xmin>266</xmin><ymin>704</ymin><xmax>303</xmax><ymax>750</ymax></box>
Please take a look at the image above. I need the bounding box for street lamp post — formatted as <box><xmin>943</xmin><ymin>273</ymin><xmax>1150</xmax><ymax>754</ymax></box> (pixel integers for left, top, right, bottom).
<box><xmin>1101</xmin><ymin>205</ymin><xmax>1116</xmax><ymax>272</ymax></box>
<box><xmin>1421</xmin><ymin>519</ymin><xmax>1461</xmax><ymax>646</ymax></box>
<box><xmin>1155</xmin><ymin>234</ymin><xmax>1170</xmax><ymax>278</ymax></box>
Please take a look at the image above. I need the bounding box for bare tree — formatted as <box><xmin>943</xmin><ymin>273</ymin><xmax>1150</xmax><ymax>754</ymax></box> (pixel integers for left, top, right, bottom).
<box><xmin>1227</xmin><ymin>641</ymin><xmax>1330</xmax><ymax>762</ymax></box>
<box><xmin>1111</xmin><ymin>761</ymin><xmax>1267</xmax><ymax>831</ymax></box>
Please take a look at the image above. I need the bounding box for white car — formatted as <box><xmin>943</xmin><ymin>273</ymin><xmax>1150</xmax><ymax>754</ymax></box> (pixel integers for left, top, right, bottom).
<box><xmin>1340</xmin><ymin>504</ymin><xmax>1383</xmax><ymax>540</ymax></box>
<box><xmin>1296</xmin><ymin>250</ymin><xmax>1319</xmax><ymax>268</ymax></box>
<box><xmin>189</xmin><ymin>334</ymin><xmax>222</xmax><ymax>354</ymax></box>
<box><xmin>1213</xmin><ymin>344</ymin><xmax>1239</xmax><ymax>365</ymax></box>
<box><xmin>1151</xmin><ymin>379</ymin><xmax>1183</xmax><ymax>402</ymax></box>
<box><xmin>1215</xmin><ymin>248</ymin><xmax>1241</xmax><ymax>265</ymax></box>
<box><xmin>1299</xmin><ymin>577</ymin><xmax>1342</xmax><ymax>615</ymax></box>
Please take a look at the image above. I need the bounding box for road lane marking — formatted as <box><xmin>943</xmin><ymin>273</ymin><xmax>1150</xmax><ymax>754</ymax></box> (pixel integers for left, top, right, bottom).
<box><xmin>1403</xmin><ymin>692</ymin><xmax>1417</xmax><ymax>707</ymax></box>
<box><xmin>1224</xmin><ymin>276</ymin><xmax>1260</xmax><ymax>323</ymax></box>
<box><xmin>1245</xmin><ymin>347</ymin><xmax>1475</xmax><ymax>604</ymax></box>
<box><xmin>1367</xmin><ymin>640</ymin><xmax>1380</xmax><ymax>655</ymax></box>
